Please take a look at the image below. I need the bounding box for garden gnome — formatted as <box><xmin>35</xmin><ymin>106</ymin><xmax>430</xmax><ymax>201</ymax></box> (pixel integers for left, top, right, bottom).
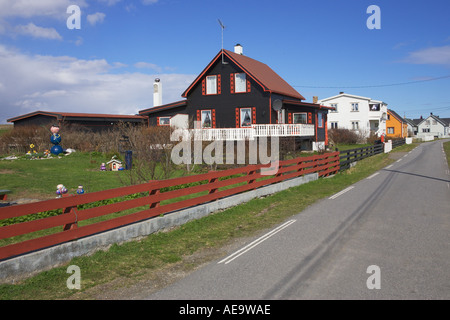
<box><xmin>56</xmin><ymin>184</ymin><xmax>67</xmax><ymax>198</ymax></box>
<box><xmin>50</xmin><ymin>125</ymin><xmax>63</xmax><ymax>155</ymax></box>
<box><xmin>100</xmin><ymin>163</ymin><xmax>106</xmax><ymax>171</ymax></box>
<box><xmin>76</xmin><ymin>185</ymin><xmax>85</xmax><ymax>195</ymax></box>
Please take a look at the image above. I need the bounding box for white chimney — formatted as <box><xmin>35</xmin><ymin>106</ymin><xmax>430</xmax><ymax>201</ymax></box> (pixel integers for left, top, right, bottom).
<box><xmin>153</xmin><ymin>78</ymin><xmax>162</xmax><ymax>107</ymax></box>
<box><xmin>234</xmin><ymin>43</ymin><xmax>243</xmax><ymax>55</ymax></box>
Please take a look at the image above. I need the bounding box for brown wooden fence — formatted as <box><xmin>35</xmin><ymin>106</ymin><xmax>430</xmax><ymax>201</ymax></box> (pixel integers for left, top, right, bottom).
<box><xmin>0</xmin><ymin>152</ymin><xmax>339</xmax><ymax>261</ymax></box>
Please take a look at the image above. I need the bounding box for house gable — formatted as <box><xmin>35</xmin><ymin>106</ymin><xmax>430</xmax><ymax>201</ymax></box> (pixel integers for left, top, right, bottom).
<box><xmin>182</xmin><ymin>49</ymin><xmax>304</xmax><ymax>101</ymax></box>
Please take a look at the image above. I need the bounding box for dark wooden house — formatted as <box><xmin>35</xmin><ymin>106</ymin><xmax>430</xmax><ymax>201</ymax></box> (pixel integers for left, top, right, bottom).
<box><xmin>7</xmin><ymin>111</ymin><xmax>146</xmax><ymax>132</ymax></box>
<box><xmin>139</xmin><ymin>45</ymin><xmax>333</xmax><ymax>150</ymax></box>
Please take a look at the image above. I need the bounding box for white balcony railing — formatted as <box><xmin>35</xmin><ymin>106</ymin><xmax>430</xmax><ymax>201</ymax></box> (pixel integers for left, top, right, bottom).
<box><xmin>190</xmin><ymin>124</ymin><xmax>315</xmax><ymax>141</ymax></box>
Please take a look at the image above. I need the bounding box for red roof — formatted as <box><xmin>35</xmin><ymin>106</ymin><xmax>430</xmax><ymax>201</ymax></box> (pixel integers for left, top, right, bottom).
<box><xmin>182</xmin><ymin>49</ymin><xmax>305</xmax><ymax>100</ymax></box>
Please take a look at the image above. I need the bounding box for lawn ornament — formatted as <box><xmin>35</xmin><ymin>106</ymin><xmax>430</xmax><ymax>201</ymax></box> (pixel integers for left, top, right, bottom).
<box><xmin>56</xmin><ymin>184</ymin><xmax>67</xmax><ymax>198</ymax></box>
<box><xmin>50</xmin><ymin>125</ymin><xmax>63</xmax><ymax>155</ymax></box>
<box><xmin>100</xmin><ymin>163</ymin><xmax>106</xmax><ymax>171</ymax></box>
<box><xmin>76</xmin><ymin>185</ymin><xmax>85</xmax><ymax>195</ymax></box>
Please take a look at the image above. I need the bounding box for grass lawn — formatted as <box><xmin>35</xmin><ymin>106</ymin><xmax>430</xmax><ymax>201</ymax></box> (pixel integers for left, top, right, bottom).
<box><xmin>0</xmin><ymin>142</ymin><xmax>417</xmax><ymax>300</ymax></box>
<box><xmin>0</xmin><ymin>152</ymin><xmax>128</xmax><ymax>200</ymax></box>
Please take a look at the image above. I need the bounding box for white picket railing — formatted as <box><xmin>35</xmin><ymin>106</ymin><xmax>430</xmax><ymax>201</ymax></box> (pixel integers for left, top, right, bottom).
<box><xmin>252</xmin><ymin>124</ymin><xmax>315</xmax><ymax>137</ymax></box>
<box><xmin>190</xmin><ymin>124</ymin><xmax>315</xmax><ymax>141</ymax></box>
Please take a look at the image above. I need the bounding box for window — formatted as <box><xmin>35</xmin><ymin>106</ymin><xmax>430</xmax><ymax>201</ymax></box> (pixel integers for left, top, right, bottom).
<box><xmin>318</xmin><ymin>113</ymin><xmax>324</xmax><ymax>128</ymax></box>
<box><xmin>234</xmin><ymin>73</ymin><xmax>246</xmax><ymax>93</ymax></box>
<box><xmin>387</xmin><ymin>127</ymin><xmax>394</xmax><ymax>134</ymax></box>
<box><xmin>330</xmin><ymin>122</ymin><xmax>338</xmax><ymax>129</ymax></box>
<box><xmin>370</xmin><ymin>104</ymin><xmax>380</xmax><ymax>111</ymax></box>
<box><xmin>157</xmin><ymin>116</ymin><xmax>170</xmax><ymax>126</ymax></box>
<box><xmin>240</xmin><ymin>108</ymin><xmax>252</xmax><ymax>127</ymax></box>
<box><xmin>432</xmin><ymin>120</ymin><xmax>437</xmax><ymax>125</ymax></box>
<box><xmin>422</xmin><ymin>128</ymin><xmax>430</xmax><ymax>133</ymax></box>
<box><xmin>351</xmin><ymin>103</ymin><xmax>359</xmax><ymax>112</ymax></box>
<box><xmin>293</xmin><ymin>113</ymin><xmax>307</xmax><ymax>124</ymax></box>
<box><xmin>330</xmin><ymin>103</ymin><xmax>338</xmax><ymax>112</ymax></box>
<box><xmin>206</xmin><ymin>76</ymin><xmax>217</xmax><ymax>95</ymax></box>
<box><xmin>387</xmin><ymin>114</ymin><xmax>391</xmax><ymax>120</ymax></box>
<box><xmin>201</xmin><ymin>110</ymin><xmax>212</xmax><ymax>128</ymax></box>
<box><xmin>351</xmin><ymin>121</ymin><xmax>359</xmax><ymax>130</ymax></box>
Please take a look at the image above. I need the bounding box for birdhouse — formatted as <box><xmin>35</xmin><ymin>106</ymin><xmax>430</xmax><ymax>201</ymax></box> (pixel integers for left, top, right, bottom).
<box><xmin>107</xmin><ymin>159</ymin><xmax>122</xmax><ymax>171</ymax></box>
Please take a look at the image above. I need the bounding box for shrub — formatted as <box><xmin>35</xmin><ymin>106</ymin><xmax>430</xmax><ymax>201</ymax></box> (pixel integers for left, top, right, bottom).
<box><xmin>328</xmin><ymin>128</ymin><xmax>359</xmax><ymax>145</ymax></box>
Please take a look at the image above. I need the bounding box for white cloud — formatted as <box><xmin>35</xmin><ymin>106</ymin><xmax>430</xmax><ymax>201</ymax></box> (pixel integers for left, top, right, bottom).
<box><xmin>0</xmin><ymin>0</ymin><xmax>87</xmax><ymax>19</ymax></box>
<box><xmin>403</xmin><ymin>45</ymin><xmax>450</xmax><ymax>66</ymax></box>
<box><xmin>15</xmin><ymin>23</ymin><xmax>62</xmax><ymax>40</ymax></box>
<box><xmin>0</xmin><ymin>45</ymin><xmax>195</xmax><ymax>123</ymax></box>
<box><xmin>87</xmin><ymin>12</ymin><xmax>106</xmax><ymax>26</ymax></box>
<box><xmin>134</xmin><ymin>62</ymin><xmax>163</xmax><ymax>73</ymax></box>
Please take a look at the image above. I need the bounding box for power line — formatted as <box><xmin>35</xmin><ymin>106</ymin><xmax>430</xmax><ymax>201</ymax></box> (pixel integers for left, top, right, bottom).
<box><xmin>293</xmin><ymin>75</ymin><xmax>450</xmax><ymax>89</ymax></box>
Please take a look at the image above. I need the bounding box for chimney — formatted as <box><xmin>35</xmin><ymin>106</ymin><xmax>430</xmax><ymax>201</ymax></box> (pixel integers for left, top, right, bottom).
<box><xmin>339</xmin><ymin>91</ymin><xmax>344</xmax><ymax>94</ymax></box>
<box><xmin>153</xmin><ymin>78</ymin><xmax>162</xmax><ymax>107</ymax></box>
<box><xmin>234</xmin><ymin>43</ymin><xmax>243</xmax><ymax>55</ymax></box>
<box><xmin>313</xmin><ymin>96</ymin><xmax>318</xmax><ymax>104</ymax></box>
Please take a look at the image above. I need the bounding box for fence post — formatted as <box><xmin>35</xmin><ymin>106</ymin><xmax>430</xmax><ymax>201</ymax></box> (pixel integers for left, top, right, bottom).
<box><xmin>62</xmin><ymin>195</ymin><xmax>78</xmax><ymax>231</ymax></box>
<box><xmin>148</xmin><ymin>181</ymin><xmax>160</xmax><ymax>209</ymax></box>
<box><xmin>208</xmin><ymin>175</ymin><xmax>218</xmax><ymax>194</ymax></box>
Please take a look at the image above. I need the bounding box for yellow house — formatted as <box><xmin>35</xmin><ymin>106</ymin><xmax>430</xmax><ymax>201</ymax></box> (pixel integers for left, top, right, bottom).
<box><xmin>386</xmin><ymin>109</ymin><xmax>408</xmax><ymax>138</ymax></box>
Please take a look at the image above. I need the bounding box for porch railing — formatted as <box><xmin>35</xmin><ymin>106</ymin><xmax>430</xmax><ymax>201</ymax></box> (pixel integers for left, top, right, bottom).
<box><xmin>190</xmin><ymin>124</ymin><xmax>315</xmax><ymax>141</ymax></box>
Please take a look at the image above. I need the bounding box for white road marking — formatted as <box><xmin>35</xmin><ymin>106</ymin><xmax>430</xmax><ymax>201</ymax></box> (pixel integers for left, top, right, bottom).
<box><xmin>396</xmin><ymin>159</ymin><xmax>403</xmax><ymax>163</ymax></box>
<box><xmin>218</xmin><ymin>219</ymin><xmax>296</xmax><ymax>265</ymax></box>
<box><xmin>366</xmin><ymin>172</ymin><xmax>380</xmax><ymax>180</ymax></box>
<box><xmin>329</xmin><ymin>186</ymin><xmax>355</xmax><ymax>200</ymax></box>
<box><xmin>386</xmin><ymin>165</ymin><xmax>393</xmax><ymax>169</ymax></box>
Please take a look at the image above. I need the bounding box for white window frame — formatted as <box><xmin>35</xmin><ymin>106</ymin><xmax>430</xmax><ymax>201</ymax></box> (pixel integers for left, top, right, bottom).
<box><xmin>201</xmin><ymin>110</ymin><xmax>212</xmax><ymax>128</ymax></box>
<box><xmin>387</xmin><ymin>127</ymin><xmax>395</xmax><ymax>134</ymax></box>
<box><xmin>330</xmin><ymin>103</ymin><xmax>338</xmax><ymax>113</ymax></box>
<box><xmin>234</xmin><ymin>73</ymin><xmax>247</xmax><ymax>93</ymax></box>
<box><xmin>351</xmin><ymin>102</ymin><xmax>359</xmax><ymax>112</ymax></box>
<box><xmin>206</xmin><ymin>75</ymin><xmax>217</xmax><ymax>95</ymax></box>
<box><xmin>293</xmin><ymin>112</ymin><xmax>307</xmax><ymax>124</ymax></box>
<box><xmin>157</xmin><ymin>116</ymin><xmax>170</xmax><ymax>126</ymax></box>
<box><xmin>330</xmin><ymin>122</ymin><xmax>338</xmax><ymax>129</ymax></box>
<box><xmin>351</xmin><ymin>121</ymin><xmax>359</xmax><ymax>130</ymax></box>
<box><xmin>240</xmin><ymin>107</ymin><xmax>252</xmax><ymax>127</ymax></box>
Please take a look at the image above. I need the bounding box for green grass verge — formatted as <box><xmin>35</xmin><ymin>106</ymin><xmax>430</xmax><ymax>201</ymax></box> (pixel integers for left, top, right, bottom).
<box><xmin>0</xmin><ymin>143</ymin><xmax>418</xmax><ymax>300</ymax></box>
<box><xmin>444</xmin><ymin>141</ymin><xmax>450</xmax><ymax>168</ymax></box>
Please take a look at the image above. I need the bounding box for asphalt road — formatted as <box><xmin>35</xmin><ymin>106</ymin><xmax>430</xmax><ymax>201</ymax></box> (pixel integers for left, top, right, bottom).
<box><xmin>147</xmin><ymin>140</ymin><xmax>450</xmax><ymax>300</ymax></box>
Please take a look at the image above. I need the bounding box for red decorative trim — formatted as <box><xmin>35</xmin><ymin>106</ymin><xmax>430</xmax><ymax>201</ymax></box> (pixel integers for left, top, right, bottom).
<box><xmin>230</xmin><ymin>73</ymin><xmax>235</xmax><ymax>94</ymax></box>
<box><xmin>202</xmin><ymin>79</ymin><xmax>206</xmax><ymax>95</ymax></box>
<box><xmin>235</xmin><ymin>108</ymin><xmax>239</xmax><ymax>128</ymax></box>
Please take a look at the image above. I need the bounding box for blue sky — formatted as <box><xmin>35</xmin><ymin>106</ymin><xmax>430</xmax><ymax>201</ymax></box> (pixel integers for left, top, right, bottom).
<box><xmin>1</xmin><ymin>0</ymin><xmax>449</xmax><ymax>124</ymax></box>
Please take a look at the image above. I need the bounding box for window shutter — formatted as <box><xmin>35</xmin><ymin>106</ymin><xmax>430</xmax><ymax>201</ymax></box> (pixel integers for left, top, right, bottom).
<box><xmin>247</xmin><ymin>80</ymin><xmax>251</xmax><ymax>93</ymax></box>
<box><xmin>157</xmin><ymin>117</ymin><xmax>160</xmax><ymax>126</ymax></box>
<box><xmin>308</xmin><ymin>112</ymin><xmax>312</xmax><ymax>124</ymax></box>
<box><xmin>252</xmin><ymin>107</ymin><xmax>256</xmax><ymax>124</ymax></box>
<box><xmin>217</xmin><ymin>75</ymin><xmax>221</xmax><ymax>94</ymax></box>
<box><xmin>235</xmin><ymin>108</ymin><xmax>239</xmax><ymax>128</ymax></box>
<box><xmin>288</xmin><ymin>113</ymin><xmax>292</xmax><ymax>124</ymax></box>
<box><xmin>212</xmin><ymin>109</ymin><xmax>216</xmax><ymax>128</ymax></box>
<box><xmin>196</xmin><ymin>110</ymin><xmax>201</xmax><ymax>126</ymax></box>
<box><xmin>202</xmin><ymin>79</ymin><xmax>206</xmax><ymax>95</ymax></box>
<box><xmin>230</xmin><ymin>73</ymin><xmax>235</xmax><ymax>93</ymax></box>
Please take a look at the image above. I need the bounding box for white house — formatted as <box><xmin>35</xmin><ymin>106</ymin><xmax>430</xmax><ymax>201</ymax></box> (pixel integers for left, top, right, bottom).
<box><xmin>318</xmin><ymin>92</ymin><xmax>387</xmax><ymax>138</ymax></box>
<box><xmin>416</xmin><ymin>113</ymin><xmax>450</xmax><ymax>139</ymax></box>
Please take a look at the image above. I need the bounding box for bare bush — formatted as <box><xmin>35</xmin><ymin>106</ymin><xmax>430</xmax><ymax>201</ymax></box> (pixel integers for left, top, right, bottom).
<box><xmin>328</xmin><ymin>128</ymin><xmax>359</xmax><ymax>145</ymax></box>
